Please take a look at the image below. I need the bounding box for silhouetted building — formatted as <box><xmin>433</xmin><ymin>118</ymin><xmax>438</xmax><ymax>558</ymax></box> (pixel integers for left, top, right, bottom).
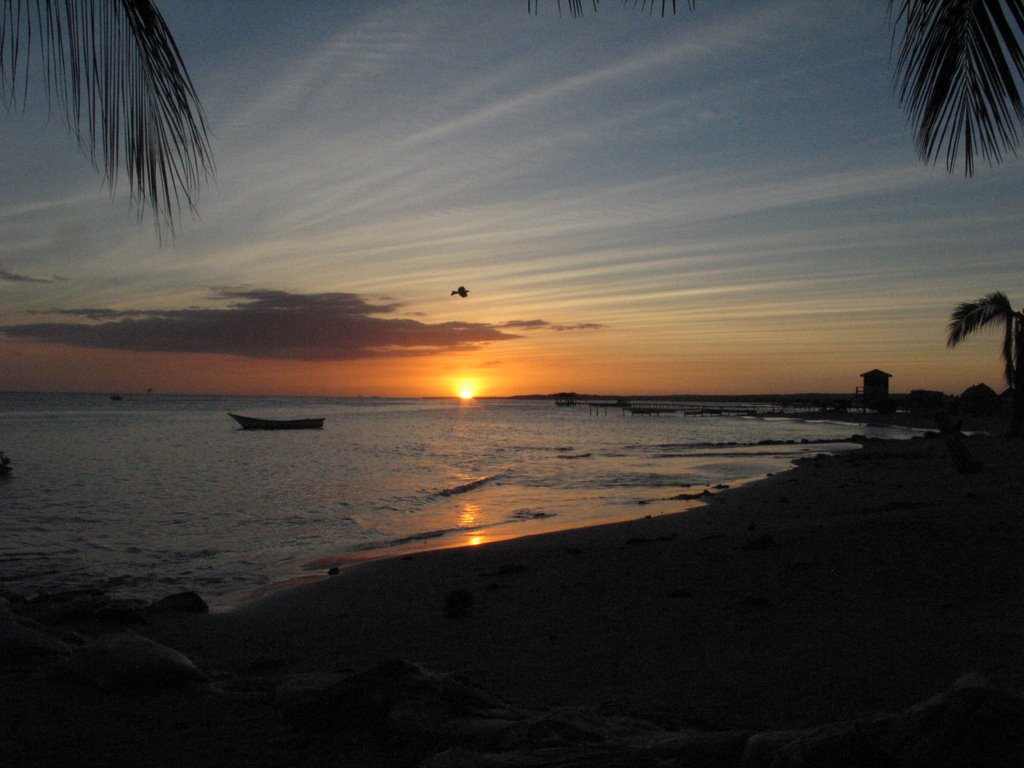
<box><xmin>960</xmin><ymin>382</ymin><xmax>998</xmax><ymax>414</ymax></box>
<box><xmin>860</xmin><ymin>369</ymin><xmax>892</xmax><ymax>408</ymax></box>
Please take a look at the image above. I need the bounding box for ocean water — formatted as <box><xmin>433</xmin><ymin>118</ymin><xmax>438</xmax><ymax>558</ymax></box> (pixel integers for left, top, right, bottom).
<box><xmin>0</xmin><ymin>393</ymin><xmax>918</xmax><ymax>607</ymax></box>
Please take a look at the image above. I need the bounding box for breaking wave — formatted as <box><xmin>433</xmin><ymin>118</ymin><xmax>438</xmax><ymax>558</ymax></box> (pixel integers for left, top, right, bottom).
<box><xmin>435</xmin><ymin>475</ymin><xmax>502</xmax><ymax>497</ymax></box>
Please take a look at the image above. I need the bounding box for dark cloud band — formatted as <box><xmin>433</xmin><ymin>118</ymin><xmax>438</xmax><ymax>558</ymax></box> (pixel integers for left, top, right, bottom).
<box><xmin>1</xmin><ymin>289</ymin><xmax>519</xmax><ymax>361</ymax></box>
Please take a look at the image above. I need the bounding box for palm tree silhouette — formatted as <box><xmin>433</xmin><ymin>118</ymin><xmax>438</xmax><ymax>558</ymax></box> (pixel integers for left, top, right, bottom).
<box><xmin>947</xmin><ymin>292</ymin><xmax>1024</xmax><ymax>436</ymax></box>
<box><xmin>1</xmin><ymin>0</ymin><xmax>213</xmax><ymax>239</ymax></box>
<box><xmin>889</xmin><ymin>0</ymin><xmax>1024</xmax><ymax>176</ymax></box>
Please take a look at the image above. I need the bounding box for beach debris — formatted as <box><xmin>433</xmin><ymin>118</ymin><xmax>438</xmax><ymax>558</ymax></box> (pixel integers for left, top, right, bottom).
<box><xmin>451</xmin><ymin>286</ymin><xmax>469</xmax><ymax>298</ymax></box>
<box><xmin>62</xmin><ymin>632</ymin><xmax>210</xmax><ymax>691</ymax></box>
<box><xmin>145</xmin><ymin>590</ymin><xmax>209</xmax><ymax>614</ymax></box>
<box><xmin>444</xmin><ymin>589</ymin><xmax>474</xmax><ymax>618</ymax></box>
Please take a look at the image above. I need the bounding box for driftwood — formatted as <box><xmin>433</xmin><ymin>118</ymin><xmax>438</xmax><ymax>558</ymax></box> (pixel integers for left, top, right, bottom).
<box><xmin>934</xmin><ymin>412</ymin><xmax>982</xmax><ymax>474</ymax></box>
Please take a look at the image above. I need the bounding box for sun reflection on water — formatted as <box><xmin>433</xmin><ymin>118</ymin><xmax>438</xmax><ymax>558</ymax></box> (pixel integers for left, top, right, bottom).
<box><xmin>459</xmin><ymin>502</ymin><xmax>480</xmax><ymax>528</ymax></box>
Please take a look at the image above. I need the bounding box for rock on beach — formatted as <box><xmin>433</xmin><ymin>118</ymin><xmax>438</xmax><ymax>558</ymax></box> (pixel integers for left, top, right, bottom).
<box><xmin>62</xmin><ymin>632</ymin><xmax>211</xmax><ymax>691</ymax></box>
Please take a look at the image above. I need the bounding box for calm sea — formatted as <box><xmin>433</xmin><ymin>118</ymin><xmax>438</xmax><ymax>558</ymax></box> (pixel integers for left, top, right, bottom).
<box><xmin>0</xmin><ymin>393</ymin><xmax>918</xmax><ymax>607</ymax></box>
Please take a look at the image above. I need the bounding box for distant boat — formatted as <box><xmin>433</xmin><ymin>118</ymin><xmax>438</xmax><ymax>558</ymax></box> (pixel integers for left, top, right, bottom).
<box><xmin>229</xmin><ymin>413</ymin><xmax>325</xmax><ymax>431</ymax></box>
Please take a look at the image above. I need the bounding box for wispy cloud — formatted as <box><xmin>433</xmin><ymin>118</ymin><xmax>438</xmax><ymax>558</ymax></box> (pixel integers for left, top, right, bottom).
<box><xmin>500</xmin><ymin>319</ymin><xmax>606</xmax><ymax>332</ymax></box>
<box><xmin>1</xmin><ymin>289</ymin><xmax>521</xmax><ymax>360</ymax></box>
<box><xmin>0</xmin><ymin>264</ymin><xmax>66</xmax><ymax>284</ymax></box>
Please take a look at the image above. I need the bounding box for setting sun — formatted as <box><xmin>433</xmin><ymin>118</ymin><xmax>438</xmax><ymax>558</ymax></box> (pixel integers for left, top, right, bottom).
<box><xmin>455</xmin><ymin>378</ymin><xmax>480</xmax><ymax>399</ymax></box>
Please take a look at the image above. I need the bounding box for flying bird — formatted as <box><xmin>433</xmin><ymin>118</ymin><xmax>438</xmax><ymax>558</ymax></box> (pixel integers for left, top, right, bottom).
<box><xmin>451</xmin><ymin>286</ymin><xmax>469</xmax><ymax>298</ymax></box>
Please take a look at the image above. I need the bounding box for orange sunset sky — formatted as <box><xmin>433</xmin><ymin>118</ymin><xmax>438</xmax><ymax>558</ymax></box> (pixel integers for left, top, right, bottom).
<box><xmin>3</xmin><ymin>1</ymin><xmax>1023</xmax><ymax>399</ymax></box>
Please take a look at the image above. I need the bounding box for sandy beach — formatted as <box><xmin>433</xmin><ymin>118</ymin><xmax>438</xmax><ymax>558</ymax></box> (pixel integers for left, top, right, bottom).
<box><xmin>2</xmin><ymin>429</ymin><xmax>1022</xmax><ymax>766</ymax></box>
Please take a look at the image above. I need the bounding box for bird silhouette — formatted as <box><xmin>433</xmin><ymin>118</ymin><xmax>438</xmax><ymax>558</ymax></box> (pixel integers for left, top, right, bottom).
<box><xmin>451</xmin><ymin>286</ymin><xmax>469</xmax><ymax>298</ymax></box>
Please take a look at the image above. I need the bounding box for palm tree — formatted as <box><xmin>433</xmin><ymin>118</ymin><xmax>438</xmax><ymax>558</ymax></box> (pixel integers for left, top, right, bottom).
<box><xmin>541</xmin><ymin>1</ymin><xmax>1024</xmax><ymax>177</ymax></box>
<box><xmin>889</xmin><ymin>0</ymin><xmax>1024</xmax><ymax>176</ymax></box>
<box><xmin>947</xmin><ymin>292</ymin><xmax>1024</xmax><ymax>435</ymax></box>
<box><xmin>1</xmin><ymin>0</ymin><xmax>214</xmax><ymax>239</ymax></box>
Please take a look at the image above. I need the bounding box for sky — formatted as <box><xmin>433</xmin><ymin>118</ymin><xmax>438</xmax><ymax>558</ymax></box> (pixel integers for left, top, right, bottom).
<box><xmin>2</xmin><ymin>0</ymin><xmax>1023</xmax><ymax>398</ymax></box>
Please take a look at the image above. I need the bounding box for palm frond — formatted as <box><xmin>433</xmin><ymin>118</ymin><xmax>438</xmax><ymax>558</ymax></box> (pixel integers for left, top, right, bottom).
<box><xmin>947</xmin><ymin>291</ymin><xmax>1016</xmax><ymax>386</ymax></box>
<box><xmin>947</xmin><ymin>291</ymin><xmax>1014</xmax><ymax>345</ymax></box>
<box><xmin>890</xmin><ymin>0</ymin><xmax>1024</xmax><ymax>176</ymax></box>
<box><xmin>1</xmin><ymin>0</ymin><xmax>214</xmax><ymax>240</ymax></box>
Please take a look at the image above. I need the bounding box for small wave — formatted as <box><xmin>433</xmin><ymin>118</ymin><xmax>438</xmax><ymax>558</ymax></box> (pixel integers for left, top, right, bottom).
<box><xmin>349</xmin><ymin>527</ymin><xmax>461</xmax><ymax>551</ymax></box>
<box><xmin>684</xmin><ymin>446</ymin><xmax>845</xmax><ymax>460</ymax></box>
<box><xmin>629</xmin><ymin>437</ymin><xmax>856</xmax><ymax>453</ymax></box>
<box><xmin>435</xmin><ymin>475</ymin><xmax>501</xmax><ymax>497</ymax></box>
<box><xmin>349</xmin><ymin>508</ymin><xmax>560</xmax><ymax>554</ymax></box>
<box><xmin>509</xmin><ymin>510</ymin><xmax>556</xmax><ymax>521</ymax></box>
<box><xmin>626</xmin><ymin>441</ymin><xmax>738</xmax><ymax>451</ymax></box>
<box><xmin>557</xmin><ymin>452</ymin><xmax>592</xmax><ymax>460</ymax></box>
<box><xmin>605</xmin><ymin>473</ymin><xmax>702</xmax><ymax>489</ymax></box>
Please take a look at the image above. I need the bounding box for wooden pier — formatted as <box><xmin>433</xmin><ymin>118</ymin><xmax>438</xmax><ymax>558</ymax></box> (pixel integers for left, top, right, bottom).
<box><xmin>551</xmin><ymin>393</ymin><xmax>867</xmax><ymax>417</ymax></box>
<box><xmin>576</xmin><ymin>399</ymin><xmax>784</xmax><ymax>417</ymax></box>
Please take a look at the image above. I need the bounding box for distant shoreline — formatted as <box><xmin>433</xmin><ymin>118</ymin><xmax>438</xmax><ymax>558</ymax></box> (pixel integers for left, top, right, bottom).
<box><xmin>0</xmin><ymin>388</ymin><xmax>982</xmax><ymax>403</ymax></box>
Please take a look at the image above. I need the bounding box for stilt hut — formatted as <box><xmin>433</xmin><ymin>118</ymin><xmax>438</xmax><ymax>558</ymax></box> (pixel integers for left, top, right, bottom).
<box><xmin>860</xmin><ymin>369</ymin><xmax>892</xmax><ymax>408</ymax></box>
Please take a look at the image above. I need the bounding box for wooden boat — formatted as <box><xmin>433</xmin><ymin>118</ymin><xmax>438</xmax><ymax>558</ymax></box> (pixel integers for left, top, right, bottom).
<box><xmin>229</xmin><ymin>413</ymin><xmax>325</xmax><ymax>430</ymax></box>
